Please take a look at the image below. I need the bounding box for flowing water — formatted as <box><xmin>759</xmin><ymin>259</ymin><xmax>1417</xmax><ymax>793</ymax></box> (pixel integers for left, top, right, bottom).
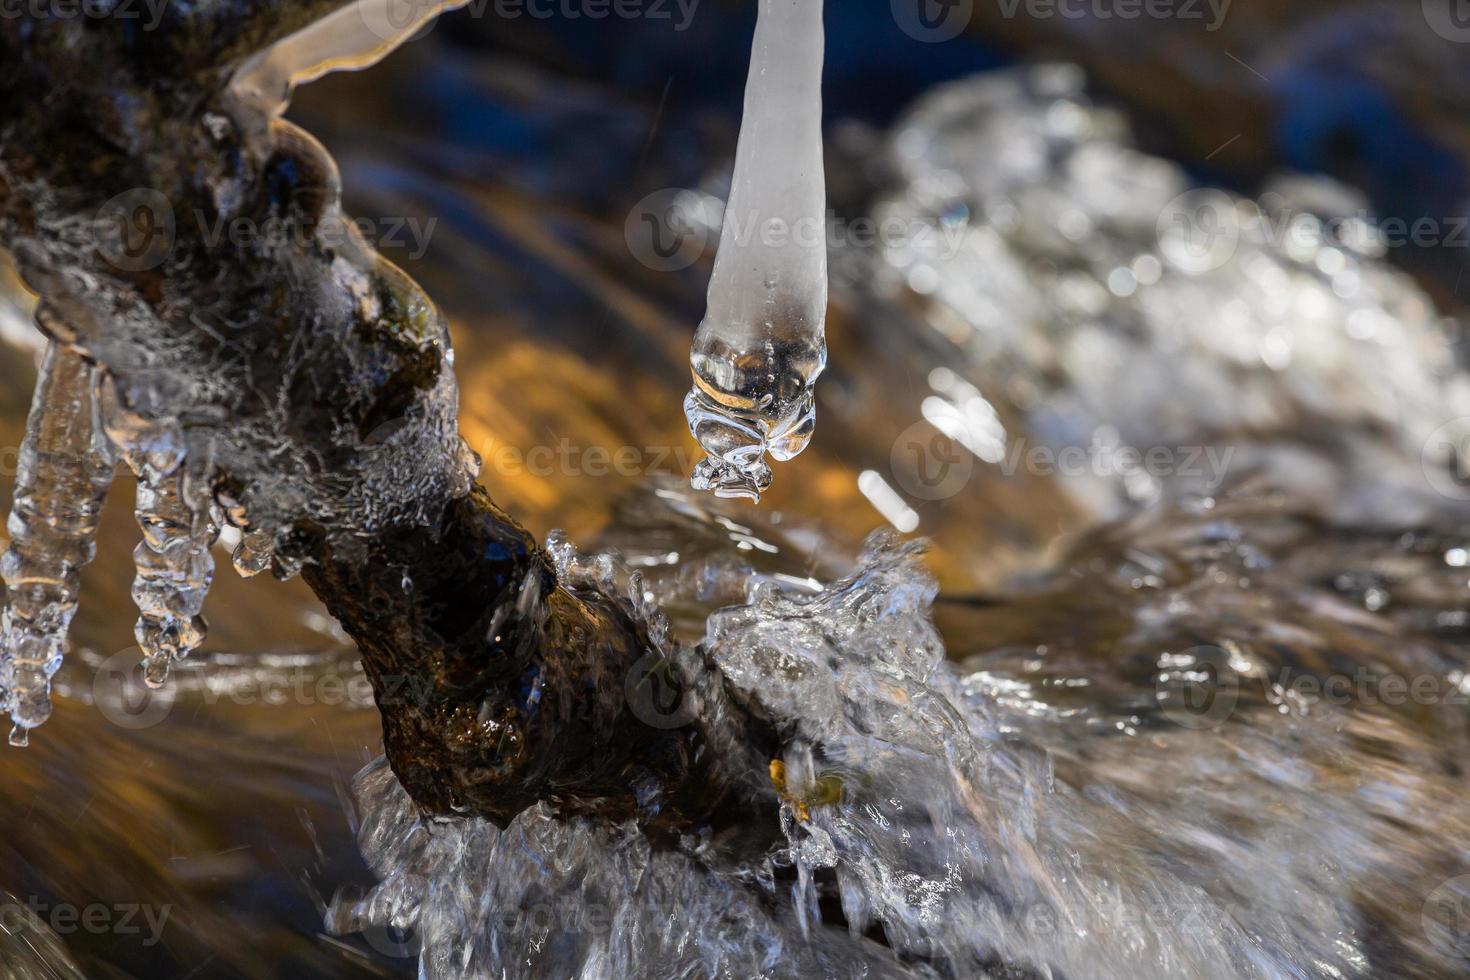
<box><xmin>2</xmin><ymin>20</ymin><xmax>1469</xmax><ymax>980</ymax></box>
<box><xmin>332</xmin><ymin>65</ymin><xmax>1470</xmax><ymax>979</ymax></box>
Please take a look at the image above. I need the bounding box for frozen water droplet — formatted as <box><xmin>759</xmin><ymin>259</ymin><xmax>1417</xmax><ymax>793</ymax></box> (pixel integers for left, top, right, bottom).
<box><xmin>125</xmin><ymin>465</ymin><xmax>217</xmax><ymax>674</ymax></box>
<box><xmin>232</xmin><ymin>528</ymin><xmax>274</xmax><ymax>578</ymax></box>
<box><xmin>142</xmin><ymin>656</ymin><xmax>172</xmax><ymax>690</ymax></box>
<box><xmin>686</xmin><ymin>0</ymin><xmax>828</xmax><ymax>502</ymax></box>
<box><xmin>544</xmin><ymin>530</ymin><xmax>616</xmax><ymax>588</ymax></box>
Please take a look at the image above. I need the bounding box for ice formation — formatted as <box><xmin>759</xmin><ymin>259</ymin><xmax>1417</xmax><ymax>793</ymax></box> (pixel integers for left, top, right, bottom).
<box><xmin>96</xmin><ymin>376</ymin><xmax>224</xmax><ymax>687</ymax></box>
<box><xmin>126</xmin><ymin>472</ymin><xmax>218</xmax><ymax>688</ymax></box>
<box><xmin>0</xmin><ymin>343</ymin><xmax>115</xmax><ymax>744</ymax></box>
<box><xmin>0</xmin><ymin>0</ymin><xmax>484</xmax><ymax>740</ymax></box>
<box><xmin>685</xmin><ymin>0</ymin><xmax>829</xmax><ymax>501</ymax></box>
<box><xmin>229</xmin><ymin>0</ymin><xmax>472</xmax><ymax>122</ymax></box>
<box><xmin>0</xmin><ymin>343</ymin><xmax>228</xmax><ymax>735</ymax></box>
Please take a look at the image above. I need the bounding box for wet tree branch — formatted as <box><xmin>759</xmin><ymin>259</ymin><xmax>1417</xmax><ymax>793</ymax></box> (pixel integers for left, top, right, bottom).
<box><xmin>0</xmin><ymin>3</ymin><xmax>774</xmax><ymax>829</ymax></box>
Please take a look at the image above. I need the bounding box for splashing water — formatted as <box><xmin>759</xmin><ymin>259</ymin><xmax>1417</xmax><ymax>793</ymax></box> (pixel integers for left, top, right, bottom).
<box><xmin>870</xmin><ymin>65</ymin><xmax>1470</xmax><ymax>523</ymax></box>
<box><xmin>685</xmin><ymin>0</ymin><xmax>829</xmax><ymax>502</ymax></box>
<box><xmin>1</xmin><ymin>0</ymin><xmax>1467</xmax><ymax>964</ymax></box>
<box><xmin>330</xmin><ymin>64</ymin><xmax>1470</xmax><ymax>978</ymax></box>
<box><xmin>331</xmin><ymin>489</ymin><xmax>1470</xmax><ymax>978</ymax></box>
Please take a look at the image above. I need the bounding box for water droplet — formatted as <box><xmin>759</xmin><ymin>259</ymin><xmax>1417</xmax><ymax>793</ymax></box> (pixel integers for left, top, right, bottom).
<box><xmin>143</xmin><ymin>657</ymin><xmax>172</xmax><ymax>690</ymax></box>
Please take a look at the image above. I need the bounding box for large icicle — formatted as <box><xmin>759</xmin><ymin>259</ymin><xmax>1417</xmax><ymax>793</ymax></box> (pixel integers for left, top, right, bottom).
<box><xmin>685</xmin><ymin>0</ymin><xmax>828</xmax><ymax>501</ymax></box>
<box><xmin>0</xmin><ymin>341</ymin><xmax>117</xmax><ymax>744</ymax></box>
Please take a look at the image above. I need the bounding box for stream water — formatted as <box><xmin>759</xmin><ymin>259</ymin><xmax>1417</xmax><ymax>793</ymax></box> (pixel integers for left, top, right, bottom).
<box><xmin>1</xmin><ymin>17</ymin><xmax>1468</xmax><ymax>980</ymax></box>
<box><xmin>310</xmin><ymin>61</ymin><xmax>1470</xmax><ymax>980</ymax></box>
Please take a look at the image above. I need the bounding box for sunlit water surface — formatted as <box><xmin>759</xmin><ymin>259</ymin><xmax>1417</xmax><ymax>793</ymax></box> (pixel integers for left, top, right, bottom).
<box><xmin>1</xmin><ymin>48</ymin><xmax>1468</xmax><ymax>980</ymax></box>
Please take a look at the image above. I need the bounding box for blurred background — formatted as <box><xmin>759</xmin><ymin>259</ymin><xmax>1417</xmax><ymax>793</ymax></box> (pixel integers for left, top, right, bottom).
<box><xmin>1</xmin><ymin>1</ymin><xmax>1469</xmax><ymax>976</ymax></box>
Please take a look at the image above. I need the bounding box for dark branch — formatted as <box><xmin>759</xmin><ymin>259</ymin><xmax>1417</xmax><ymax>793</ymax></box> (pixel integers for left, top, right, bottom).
<box><xmin>0</xmin><ymin>4</ymin><xmax>775</xmax><ymax>830</ymax></box>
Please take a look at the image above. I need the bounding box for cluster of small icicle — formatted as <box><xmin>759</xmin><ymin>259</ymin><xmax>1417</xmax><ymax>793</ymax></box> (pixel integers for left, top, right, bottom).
<box><xmin>0</xmin><ymin>338</ymin><xmax>279</xmax><ymax>746</ymax></box>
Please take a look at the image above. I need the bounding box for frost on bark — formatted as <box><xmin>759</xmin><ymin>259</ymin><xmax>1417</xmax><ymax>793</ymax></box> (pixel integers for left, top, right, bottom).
<box><xmin>0</xmin><ymin>2</ymin><xmax>775</xmax><ymax>830</ymax></box>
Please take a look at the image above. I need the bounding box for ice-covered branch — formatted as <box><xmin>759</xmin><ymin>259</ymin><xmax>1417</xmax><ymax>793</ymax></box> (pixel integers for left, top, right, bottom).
<box><xmin>0</xmin><ymin>2</ymin><xmax>773</xmax><ymax>829</ymax></box>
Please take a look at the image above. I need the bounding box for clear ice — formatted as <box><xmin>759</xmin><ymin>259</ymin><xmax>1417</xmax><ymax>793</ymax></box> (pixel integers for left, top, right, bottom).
<box><xmin>0</xmin><ymin>343</ymin><xmax>227</xmax><ymax>735</ymax></box>
<box><xmin>97</xmin><ymin>375</ymin><xmax>220</xmax><ymax>687</ymax></box>
<box><xmin>0</xmin><ymin>342</ymin><xmax>115</xmax><ymax>742</ymax></box>
<box><xmin>685</xmin><ymin>0</ymin><xmax>829</xmax><ymax>501</ymax></box>
<box><xmin>229</xmin><ymin>0</ymin><xmax>472</xmax><ymax>122</ymax></box>
<box><xmin>127</xmin><ymin>471</ymin><xmax>218</xmax><ymax>688</ymax></box>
